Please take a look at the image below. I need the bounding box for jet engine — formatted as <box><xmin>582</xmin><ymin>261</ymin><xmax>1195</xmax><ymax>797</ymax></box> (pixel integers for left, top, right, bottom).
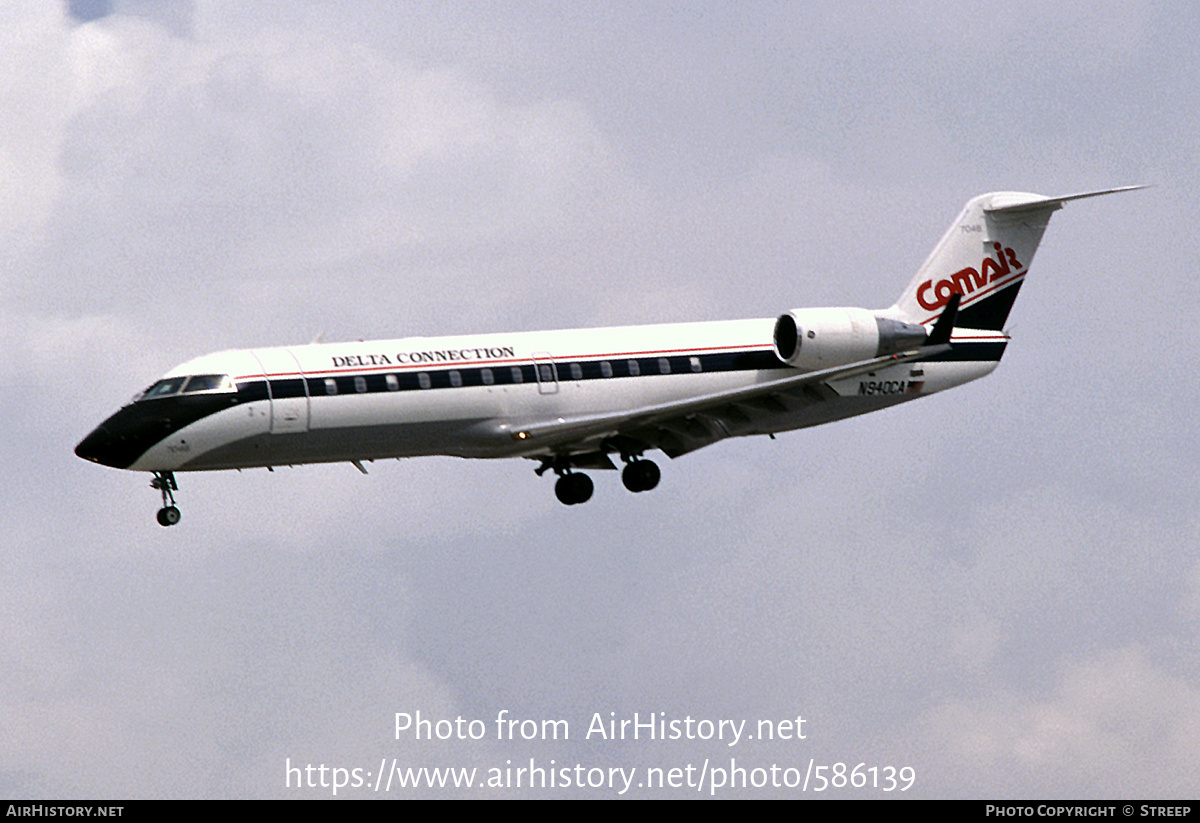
<box><xmin>772</xmin><ymin>307</ymin><xmax>927</xmax><ymax>370</ymax></box>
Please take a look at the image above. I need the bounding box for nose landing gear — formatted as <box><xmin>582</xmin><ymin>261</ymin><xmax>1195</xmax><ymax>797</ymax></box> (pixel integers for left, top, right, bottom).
<box><xmin>151</xmin><ymin>471</ymin><xmax>181</xmax><ymax>527</ymax></box>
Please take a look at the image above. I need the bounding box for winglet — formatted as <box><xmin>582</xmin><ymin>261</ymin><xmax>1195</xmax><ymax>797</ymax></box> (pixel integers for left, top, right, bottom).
<box><xmin>925</xmin><ymin>291</ymin><xmax>960</xmax><ymax>347</ymax></box>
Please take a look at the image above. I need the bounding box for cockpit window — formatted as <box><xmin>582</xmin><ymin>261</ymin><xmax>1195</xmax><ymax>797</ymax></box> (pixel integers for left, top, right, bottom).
<box><xmin>138</xmin><ymin>374</ymin><xmax>234</xmax><ymax>401</ymax></box>
<box><xmin>140</xmin><ymin>376</ymin><xmax>188</xmax><ymax>399</ymax></box>
<box><xmin>182</xmin><ymin>374</ymin><xmax>235</xmax><ymax>394</ymax></box>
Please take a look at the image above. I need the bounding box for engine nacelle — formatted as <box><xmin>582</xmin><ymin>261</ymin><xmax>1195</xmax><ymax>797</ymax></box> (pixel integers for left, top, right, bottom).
<box><xmin>772</xmin><ymin>307</ymin><xmax>927</xmax><ymax>370</ymax></box>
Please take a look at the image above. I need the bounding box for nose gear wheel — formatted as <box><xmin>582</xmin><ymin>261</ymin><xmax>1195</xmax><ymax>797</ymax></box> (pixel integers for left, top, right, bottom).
<box><xmin>151</xmin><ymin>471</ymin><xmax>181</xmax><ymax>527</ymax></box>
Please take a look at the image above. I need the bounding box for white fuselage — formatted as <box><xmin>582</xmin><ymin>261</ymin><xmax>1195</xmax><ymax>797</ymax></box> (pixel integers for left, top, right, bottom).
<box><xmin>124</xmin><ymin>318</ymin><xmax>1002</xmax><ymax>473</ymax></box>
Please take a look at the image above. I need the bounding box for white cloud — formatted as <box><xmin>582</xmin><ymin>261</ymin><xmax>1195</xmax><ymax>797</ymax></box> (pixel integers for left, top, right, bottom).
<box><xmin>917</xmin><ymin>646</ymin><xmax>1200</xmax><ymax>797</ymax></box>
<box><xmin>0</xmin><ymin>4</ymin><xmax>73</xmax><ymax>260</ymax></box>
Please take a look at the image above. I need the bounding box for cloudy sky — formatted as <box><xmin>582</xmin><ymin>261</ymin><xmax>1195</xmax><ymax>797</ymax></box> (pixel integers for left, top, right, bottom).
<box><xmin>3</xmin><ymin>0</ymin><xmax>1197</xmax><ymax>799</ymax></box>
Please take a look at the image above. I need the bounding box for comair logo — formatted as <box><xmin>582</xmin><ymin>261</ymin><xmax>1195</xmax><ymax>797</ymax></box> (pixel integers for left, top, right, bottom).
<box><xmin>917</xmin><ymin>243</ymin><xmax>1024</xmax><ymax>311</ymax></box>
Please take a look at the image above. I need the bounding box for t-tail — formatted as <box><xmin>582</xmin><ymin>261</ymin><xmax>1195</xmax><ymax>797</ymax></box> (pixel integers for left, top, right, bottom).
<box><xmin>887</xmin><ymin>186</ymin><xmax>1146</xmax><ymax>331</ymax></box>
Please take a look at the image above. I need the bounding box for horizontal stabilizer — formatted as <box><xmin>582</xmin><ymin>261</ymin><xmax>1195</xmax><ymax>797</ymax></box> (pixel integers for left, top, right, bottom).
<box><xmin>983</xmin><ymin>185</ymin><xmax>1148</xmax><ymax>214</ymax></box>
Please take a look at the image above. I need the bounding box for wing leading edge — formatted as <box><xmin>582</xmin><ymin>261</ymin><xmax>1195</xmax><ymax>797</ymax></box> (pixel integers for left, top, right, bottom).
<box><xmin>491</xmin><ymin>341</ymin><xmax>951</xmax><ymax>463</ymax></box>
<box><xmin>497</xmin><ymin>296</ymin><xmax>961</xmax><ymax>462</ymax></box>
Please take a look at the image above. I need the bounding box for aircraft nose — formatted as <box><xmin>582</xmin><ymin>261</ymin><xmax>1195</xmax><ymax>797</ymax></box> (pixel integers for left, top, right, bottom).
<box><xmin>74</xmin><ymin>403</ymin><xmax>175</xmax><ymax>470</ymax></box>
<box><xmin>75</xmin><ymin>422</ymin><xmax>140</xmax><ymax>470</ymax></box>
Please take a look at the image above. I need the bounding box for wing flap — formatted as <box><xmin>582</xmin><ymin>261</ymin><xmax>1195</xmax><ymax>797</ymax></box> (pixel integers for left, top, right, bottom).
<box><xmin>500</xmin><ymin>344</ymin><xmax>949</xmax><ymax>458</ymax></box>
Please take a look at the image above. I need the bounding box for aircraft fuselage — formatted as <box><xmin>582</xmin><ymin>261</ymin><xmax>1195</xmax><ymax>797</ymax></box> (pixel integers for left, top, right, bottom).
<box><xmin>75</xmin><ymin>187</ymin><xmax>1143</xmax><ymax>522</ymax></box>
<box><xmin>77</xmin><ymin>318</ymin><xmax>1002</xmax><ymax>475</ymax></box>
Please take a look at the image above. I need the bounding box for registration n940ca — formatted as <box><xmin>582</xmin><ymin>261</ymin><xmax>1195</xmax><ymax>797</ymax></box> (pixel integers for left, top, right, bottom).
<box><xmin>76</xmin><ymin>187</ymin><xmax>1143</xmax><ymax>526</ymax></box>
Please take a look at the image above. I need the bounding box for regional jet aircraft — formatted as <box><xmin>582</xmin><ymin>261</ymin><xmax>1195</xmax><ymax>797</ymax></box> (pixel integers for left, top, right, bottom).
<box><xmin>76</xmin><ymin>187</ymin><xmax>1142</xmax><ymax>525</ymax></box>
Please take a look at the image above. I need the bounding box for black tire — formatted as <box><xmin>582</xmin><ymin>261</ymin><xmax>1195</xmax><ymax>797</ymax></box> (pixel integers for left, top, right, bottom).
<box><xmin>157</xmin><ymin>506</ymin><xmax>181</xmax><ymax>527</ymax></box>
<box><xmin>622</xmin><ymin>459</ymin><xmax>660</xmax><ymax>493</ymax></box>
<box><xmin>555</xmin><ymin>473</ymin><xmax>594</xmax><ymax>505</ymax></box>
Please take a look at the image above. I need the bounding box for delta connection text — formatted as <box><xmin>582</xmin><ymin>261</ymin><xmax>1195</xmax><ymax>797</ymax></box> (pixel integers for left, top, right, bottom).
<box><xmin>330</xmin><ymin>345</ymin><xmax>516</xmax><ymax>368</ymax></box>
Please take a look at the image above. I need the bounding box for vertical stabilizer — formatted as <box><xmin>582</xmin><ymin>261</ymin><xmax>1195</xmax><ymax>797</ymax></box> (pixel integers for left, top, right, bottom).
<box><xmin>887</xmin><ymin>186</ymin><xmax>1144</xmax><ymax>331</ymax></box>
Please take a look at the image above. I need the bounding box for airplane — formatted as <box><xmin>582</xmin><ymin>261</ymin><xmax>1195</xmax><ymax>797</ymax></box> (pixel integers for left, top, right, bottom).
<box><xmin>75</xmin><ymin>186</ymin><xmax>1143</xmax><ymax>525</ymax></box>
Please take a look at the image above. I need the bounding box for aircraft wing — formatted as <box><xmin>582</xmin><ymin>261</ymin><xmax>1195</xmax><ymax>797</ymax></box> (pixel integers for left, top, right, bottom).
<box><xmin>496</xmin><ymin>343</ymin><xmax>949</xmax><ymax>462</ymax></box>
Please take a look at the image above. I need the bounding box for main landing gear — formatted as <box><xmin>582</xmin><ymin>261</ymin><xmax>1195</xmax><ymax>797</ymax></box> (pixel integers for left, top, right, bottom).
<box><xmin>537</xmin><ymin>458</ymin><xmax>594</xmax><ymax>506</ymax></box>
<box><xmin>538</xmin><ymin>455</ymin><xmax>661</xmax><ymax>505</ymax></box>
<box><xmin>151</xmin><ymin>471</ymin><xmax>181</xmax><ymax>527</ymax></box>
<box><xmin>554</xmin><ymin>472</ymin><xmax>594</xmax><ymax>506</ymax></box>
<box><xmin>621</xmin><ymin>458</ymin><xmax>660</xmax><ymax>493</ymax></box>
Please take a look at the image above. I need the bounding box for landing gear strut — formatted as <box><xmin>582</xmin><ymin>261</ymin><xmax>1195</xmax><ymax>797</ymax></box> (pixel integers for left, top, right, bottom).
<box><xmin>537</xmin><ymin>453</ymin><xmax>661</xmax><ymax>504</ymax></box>
<box><xmin>621</xmin><ymin>457</ymin><xmax>660</xmax><ymax>493</ymax></box>
<box><xmin>536</xmin><ymin>457</ymin><xmax>595</xmax><ymax>506</ymax></box>
<box><xmin>151</xmin><ymin>471</ymin><xmax>181</xmax><ymax>527</ymax></box>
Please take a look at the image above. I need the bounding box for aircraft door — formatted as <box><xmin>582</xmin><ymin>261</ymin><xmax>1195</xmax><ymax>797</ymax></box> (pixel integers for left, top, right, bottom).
<box><xmin>252</xmin><ymin>349</ymin><xmax>310</xmax><ymax>433</ymax></box>
<box><xmin>532</xmin><ymin>352</ymin><xmax>559</xmax><ymax>395</ymax></box>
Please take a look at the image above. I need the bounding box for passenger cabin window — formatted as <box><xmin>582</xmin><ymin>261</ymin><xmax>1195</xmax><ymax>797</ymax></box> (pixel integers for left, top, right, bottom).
<box><xmin>418</xmin><ymin>373</ymin><xmax>432</xmax><ymax>389</ymax></box>
<box><xmin>324</xmin><ymin>378</ymin><xmax>338</xmax><ymax>396</ymax></box>
<box><xmin>386</xmin><ymin>374</ymin><xmax>399</xmax><ymax>391</ymax></box>
<box><xmin>658</xmin><ymin>358</ymin><xmax>670</xmax><ymax>375</ymax></box>
<box><xmin>569</xmin><ymin>363</ymin><xmax>583</xmax><ymax>380</ymax></box>
<box><xmin>600</xmin><ymin>361</ymin><xmax>613</xmax><ymax>378</ymax></box>
<box><xmin>510</xmin><ymin>366</ymin><xmax>524</xmax><ymax>384</ymax></box>
<box><xmin>481</xmin><ymin>368</ymin><xmax>494</xmax><ymax>386</ymax></box>
<box><xmin>690</xmin><ymin>356</ymin><xmax>702</xmax><ymax>373</ymax></box>
<box><xmin>354</xmin><ymin>376</ymin><xmax>367</xmax><ymax>393</ymax></box>
<box><xmin>449</xmin><ymin>370</ymin><xmax>463</xmax><ymax>388</ymax></box>
<box><xmin>627</xmin><ymin>360</ymin><xmax>640</xmax><ymax>377</ymax></box>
